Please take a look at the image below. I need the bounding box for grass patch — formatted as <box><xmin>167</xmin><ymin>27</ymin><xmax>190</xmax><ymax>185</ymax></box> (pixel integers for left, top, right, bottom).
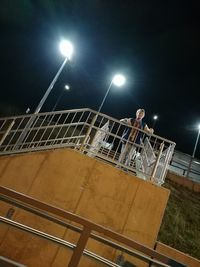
<box><xmin>158</xmin><ymin>180</ymin><xmax>200</xmax><ymax>260</ymax></box>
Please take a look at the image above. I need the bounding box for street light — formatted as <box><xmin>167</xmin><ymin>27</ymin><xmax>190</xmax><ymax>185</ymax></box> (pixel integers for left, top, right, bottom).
<box><xmin>16</xmin><ymin>40</ymin><xmax>74</xmax><ymax>146</ymax></box>
<box><xmin>152</xmin><ymin>115</ymin><xmax>158</xmax><ymax>128</ymax></box>
<box><xmin>192</xmin><ymin>124</ymin><xmax>200</xmax><ymax>158</ymax></box>
<box><xmin>65</xmin><ymin>84</ymin><xmax>70</xmax><ymax>90</ymax></box>
<box><xmin>98</xmin><ymin>74</ymin><xmax>126</xmax><ymax>113</ymax></box>
<box><xmin>52</xmin><ymin>84</ymin><xmax>70</xmax><ymax>111</ymax></box>
<box><xmin>34</xmin><ymin>40</ymin><xmax>74</xmax><ymax>114</ymax></box>
<box><xmin>59</xmin><ymin>40</ymin><xmax>74</xmax><ymax>60</ymax></box>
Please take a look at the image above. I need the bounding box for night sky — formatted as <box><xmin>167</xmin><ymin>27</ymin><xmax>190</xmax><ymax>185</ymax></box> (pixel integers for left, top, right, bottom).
<box><xmin>0</xmin><ymin>0</ymin><xmax>200</xmax><ymax>156</ymax></box>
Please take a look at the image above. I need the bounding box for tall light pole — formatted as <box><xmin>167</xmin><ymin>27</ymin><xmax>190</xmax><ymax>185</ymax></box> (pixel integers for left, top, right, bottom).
<box><xmin>15</xmin><ymin>40</ymin><xmax>74</xmax><ymax>147</ymax></box>
<box><xmin>186</xmin><ymin>123</ymin><xmax>200</xmax><ymax>178</ymax></box>
<box><xmin>52</xmin><ymin>84</ymin><xmax>70</xmax><ymax>111</ymax></box>
<box><xmin>152</xmin><ymin>115</ymin><xmax>158</xmax><ymax>128</ymax></box>
<box><xmin>98</xmin><ymin>74</ymin><xmax>126</xmax><ymax>113</ymax></box>
<box><xmin>192</xmin><ymin>124</ymin><xmax>200</xmax><ymax>158</ymax></box>
<box><xmin>34</xmin><ymin>40</ymin><xmax>73</xmax><ymax>114</ymax></box>
<box><xmin>81</xmin><ymin>74</ymin><xmax>126</xmax><ymax>151</ymax></box>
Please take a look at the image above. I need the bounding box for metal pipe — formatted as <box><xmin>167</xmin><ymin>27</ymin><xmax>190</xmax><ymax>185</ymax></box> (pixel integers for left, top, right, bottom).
<box><xmin>0</xmin><ymin>119</ymin><xmax>15</xmax><ymax>146</ymax></box>
<box><xmin>151</xmin><ymin>142</ymin><xmax>164</xmax><ymax>182</ymax></box>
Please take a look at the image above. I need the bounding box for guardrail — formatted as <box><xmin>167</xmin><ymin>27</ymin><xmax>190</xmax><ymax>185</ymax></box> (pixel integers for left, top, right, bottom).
<box><xmin>0</xmin><ymin>108</ymin><xmax>175</xmax><ymax>185</ymax></box>
<box><xmin>0</xmin><ymin>186</ymin><xmax>186</xmax><ymax>267</ymax></box>
<box><xmin>169</xmin><ymin>150</ymin><xmax>200</xmax><ymax>183</ymax></box>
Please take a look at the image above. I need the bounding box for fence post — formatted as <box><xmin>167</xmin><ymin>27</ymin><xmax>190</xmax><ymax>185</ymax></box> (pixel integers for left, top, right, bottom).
<box><xmin>159</xmin><ymin>144</ymin><xmax>175</xmax><ymax>184</ymax></box>
<box><xmin>186</xmin><ymin>155</ymin><xmax>193</xmax><ymax>178</ymax></box>
<box><xmin>79</xmin><ymin>114</ymin><xmax>98</xmax><ymax>152</ymax></box>
<box><xmin>68</xmin><ymin>227</ymin><xmax>91</xmax><ymax>267</ymax></box>
<box><xmin>150</xmin><ymin>142</ymin><xmax>164</xmax><ymax>182</ymax></box>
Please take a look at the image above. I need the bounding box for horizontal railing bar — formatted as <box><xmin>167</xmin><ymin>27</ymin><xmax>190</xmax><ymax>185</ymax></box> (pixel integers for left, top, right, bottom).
<box><xmin>0</xmin><ymin>186</ymin><xmax>175</xmax><ymax>265</ymax></box>
<box><xmin>170</xmin><ymin>164</ymin><xmax>200</xmax><ymax>175</ymax></box>
<box><xmin>0</xmin><ymin>144</ymin><xmax>80</xmax><ymax>155</ymax></box>
<box><xmin>0</xmin><ymin>216</ymin><xmax>119</xmax><ymax>267</ymax></box>
<box><xmin>0</xmin><ymin>195</ymin><xmax>168</xmax><ymax>266</ymax></box>
<box><xmin>0</xmin><ymin>216</ymin><xmax>75</xmax><ymax>249</ymax></box>
<box><xmin>0</xmin><ymin>136</ymin><xmax>85</xmax><ymax>149</ymax></box>
<box><xmin>0</xmin><ymin>215</ymin><xmax>170</xmax><ymax>267</ymax></box>
<box><xmin>18</xmin><ymin>135</ymin><xmax>86</xmax><ymax>145</ymax></box>
<box><xmin>0</xmin><ymin>108</ymin><xmax>92</xmax><ymax>120</ymax></box>
<box><xmin>11</xmin><ymin>122</ymin><xmax>86</xmax><ymax>131</ymax></box>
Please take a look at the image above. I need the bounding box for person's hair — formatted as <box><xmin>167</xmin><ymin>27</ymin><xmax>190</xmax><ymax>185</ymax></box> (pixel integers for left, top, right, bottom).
<box><xmin>136</xmin><ymin>108</ymin><xmax>145</xmax><ymax>115</ymax></box>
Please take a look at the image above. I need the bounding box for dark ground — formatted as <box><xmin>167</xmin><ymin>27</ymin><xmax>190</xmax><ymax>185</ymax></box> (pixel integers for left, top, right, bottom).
<box><xmin>159</xmin><ymin>179</ymin><xmax>200</xmax><ymax>260</ymax></box>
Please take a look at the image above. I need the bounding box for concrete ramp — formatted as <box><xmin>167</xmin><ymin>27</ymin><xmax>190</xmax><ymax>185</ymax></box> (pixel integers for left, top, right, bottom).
<box><xmin>0</xmin><ymin>148</ymin><xmax>170</xmax><ymax>266</ymax></box>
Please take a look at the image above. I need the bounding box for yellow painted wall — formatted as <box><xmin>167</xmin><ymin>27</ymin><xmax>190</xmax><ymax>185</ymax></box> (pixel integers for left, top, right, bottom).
<box><xmin>155</xmin><ymin>242</ymin><xmax>200</xmax><ymax>267</ymax></box>
<box><xmin>0</xmin><ymin>148</ymin><xmax>169</xmax><ymax>266</ymax></box>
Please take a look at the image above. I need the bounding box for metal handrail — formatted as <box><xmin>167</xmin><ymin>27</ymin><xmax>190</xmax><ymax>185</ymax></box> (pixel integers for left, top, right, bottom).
<box><xmin>0</xmin><ymin>186</ymin><xmax>186</xmax><ymax>267</ymax></box>
<box><xmin>0</xmin><ymin>194</ymin><xmax>170</xmax><ymax>266</ymax></box>
<box><xmin>0</xmin><ymin>108</ymin><xmax>176</xmax><ymax>185</ymax></box>
<box><xmin>169</xmin><ymin>150</ymin><xmax>200</xmax><ymax>182</ymax></box>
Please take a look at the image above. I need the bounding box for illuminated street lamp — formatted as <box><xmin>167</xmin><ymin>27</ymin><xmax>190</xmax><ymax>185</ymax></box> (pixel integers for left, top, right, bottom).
<box><xmin>16</xmin><ymin>40</ymin><xmax>74</xmax><ymax>146</ymax></box>
<box><xmin>98</xmin><ymin>74</ymin><xmax>126</xmax><ymax>113</ymax></box>
<box><xmin>192</xmin><ymin>124</ymin><xmax>200</xmax><ymax>158</ymax></box>
<box><xmin>65</xmin><ymin>84</ymin><xmax>70</xmax><ymax>90</ymax></box>
<box><xmin>152</xmin><ymin>115</ymin><xmax>158</xmax><ymax>128</ymax></box>
<box><xmin>52</xmin><ymin>84</ymin><xmax>70</xmax><ymax>111</ymax></box>
<box><xmin>35</xmin><ymin>40</ymin><xmax>73</xmax><ymax>114</ymax></box>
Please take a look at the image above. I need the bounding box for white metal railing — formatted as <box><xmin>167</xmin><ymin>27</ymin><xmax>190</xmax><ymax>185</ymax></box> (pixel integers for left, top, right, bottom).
<box><xmin>169</xmin><ymin>150</ymin><xmax>200</xmax><ymax>183</ymax></box>
<box><xmin>0</xmin><ymin>108</ymin><xmax>176</xmax><ymax>185</ymax></box>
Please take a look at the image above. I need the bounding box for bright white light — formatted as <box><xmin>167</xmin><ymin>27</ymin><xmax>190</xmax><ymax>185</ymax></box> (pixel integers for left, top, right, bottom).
<box><xmin>153</xmin><ymin>115</ymin><xmax>158</xmax><ymax>120</ymax></box>
<box><xmin>59</xmin><ymin>40</ymin><xmax>74</xmax><ymax>59</ymax></box>
<box><xmin>198</xmin><ymin>124</ymin><xmax>200</xmax><ymax>130</ymax></box>
<box><xmin>65</xmin><ymin>84</ymin><xmax>70</xmax><ymax>90</ymax></box>
<box><xmin>112</xmin><ymin>74</ymin><xmax>126</xmax><ymax>87</ymax></box>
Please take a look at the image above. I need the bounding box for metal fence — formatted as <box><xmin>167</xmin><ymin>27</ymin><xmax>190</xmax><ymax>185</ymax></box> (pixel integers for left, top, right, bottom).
<box><xmin>0</xmin><ymin>108</ymin><xmax>176</xmax><ymax>186</ymax></box>
<box><xmin>169</xmin><ymin>150</ymin><xmax>200</xmax><ymax>183</ymax></box>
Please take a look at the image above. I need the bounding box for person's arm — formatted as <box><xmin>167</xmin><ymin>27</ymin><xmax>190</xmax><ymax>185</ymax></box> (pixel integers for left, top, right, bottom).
<box><xmin>144</xmin><ymin>124</ymin><xmax>154</xmax><ymax>134</ymax></box>
<box><xmin>120</xmin><ymin>118</ymin><xmax>132</xmax><ymax>126</ymax></box>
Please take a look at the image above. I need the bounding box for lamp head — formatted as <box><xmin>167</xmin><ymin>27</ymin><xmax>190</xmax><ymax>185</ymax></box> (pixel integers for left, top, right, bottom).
<box><xmin>153</xmin><ymin>115</ymin><xmax>158</xmax><ymax>120</ymax></box>
<box><xmin>59</xmin><ymin>40</ymin><xmax>74</xmax><ymax>60</ymax></box>
<box><xmin>65</xmin><ymin>84</ymin><xmax>70</xmax><ymax>90</ymax></box>
<box><xmin>112</xmin><ymin>74</ymin><xmax>126</xmax><ymax>87</ymax></box>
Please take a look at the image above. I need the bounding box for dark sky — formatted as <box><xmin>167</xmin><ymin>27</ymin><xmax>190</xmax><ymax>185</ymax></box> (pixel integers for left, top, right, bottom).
<box><xmin>0</xmin><ymin>0</ymin><xmax>200</xmax><ymax>156</ymax></box>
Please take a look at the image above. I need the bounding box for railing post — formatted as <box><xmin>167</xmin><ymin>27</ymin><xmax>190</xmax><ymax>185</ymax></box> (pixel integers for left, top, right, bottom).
<box><xmin>150</xmin><ymin>142</ymin><xmax>164</xmax><ymax>182</ymax></box>
<box><xmin>79</xmin><ymin>114</ymin><xmax>98</xmax><ymax>152</ymax></box>
<box><xmin>186</xmin><ymin>155</ymin><xmax>193</xmax><ymax>178</ymax></box>
<box><xmin>159</xmin><ymin>144</ymin><xmax>174</xmax><ymax>184</ymax></box>
<box><xmin>0</xmin><ymin>119</ymin><xmax>15</xmax><ymax>146</ymax></box>
<box><xmin>68</xmin><ymin>227</ymin><xmax>91</xmax><ymax>267</ymax></box>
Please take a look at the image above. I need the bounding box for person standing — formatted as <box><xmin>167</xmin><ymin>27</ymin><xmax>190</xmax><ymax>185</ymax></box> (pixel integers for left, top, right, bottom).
<box><xmin>118</xmin><ymin>108</ymin><xmax>154</xmax><ymax>167</ymax></box>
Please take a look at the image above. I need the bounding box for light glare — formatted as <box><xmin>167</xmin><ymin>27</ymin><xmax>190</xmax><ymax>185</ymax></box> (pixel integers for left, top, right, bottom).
<box><xmin>59</xmin><ymin>40</ymin><xmax>74</xmax><ymax>59</ymax></box>
<box><xmin>65</xmin><ymin>84</ymin><xmax>70</xmax><ymax>90</ymax></box>
<box><xmin>112</xmin><ymin>74</ymin><xmax>126</xmax><ymax>87</ymax></box>
<box><xmin>153</xmin><ymin>115</ymin><xmax>158</xmax><ymax>120</ymax></box>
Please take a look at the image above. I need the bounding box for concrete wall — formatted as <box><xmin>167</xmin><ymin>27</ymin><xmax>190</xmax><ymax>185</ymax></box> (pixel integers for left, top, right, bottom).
<box><xmin>167</xmin><ymin>171</ymin><xmax>200</xmax><ymax>193</ymax></box>
<box><xmin>0</xmin><ymin>148</ymin><xmax>170</xmax><ymax>267</ymax></box>
<box><xmin>155</xmin><ymin>242</ymin><xmax>200</xmax><ymax>267</ymax></box>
